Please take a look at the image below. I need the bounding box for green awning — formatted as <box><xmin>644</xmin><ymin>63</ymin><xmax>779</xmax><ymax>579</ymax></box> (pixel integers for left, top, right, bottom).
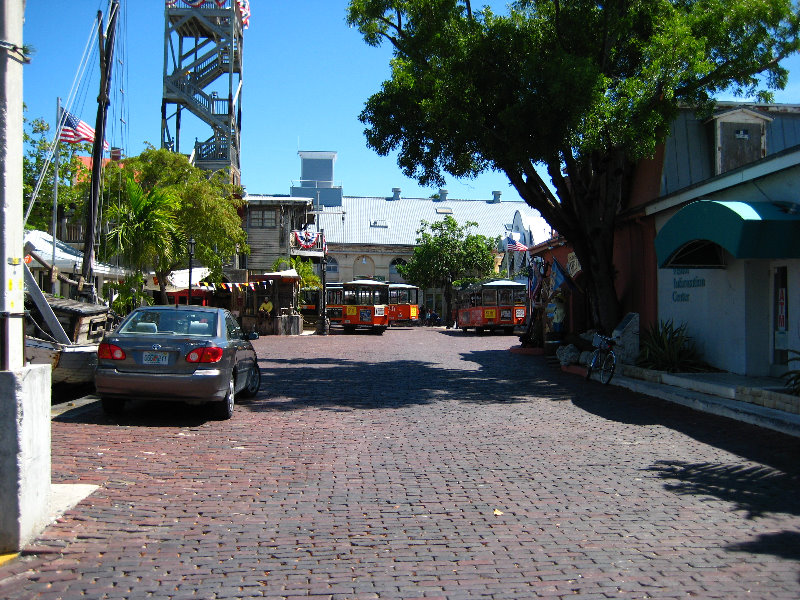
<box><xmin>655</xmin><ymin>200</ymin><xmax>800</xmax><ymax>267</ymax></box>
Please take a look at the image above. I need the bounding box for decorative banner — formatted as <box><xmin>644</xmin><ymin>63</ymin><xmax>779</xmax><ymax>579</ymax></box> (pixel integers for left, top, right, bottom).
<box><xmin>165</xmin><ymin>0</ymin><xmax>250</xmax><ymax>29</ymax></box>
<box><xmin>294</xmin><ymin>230</ymin><xmax>321</xmax><ymax>249</ymax></box>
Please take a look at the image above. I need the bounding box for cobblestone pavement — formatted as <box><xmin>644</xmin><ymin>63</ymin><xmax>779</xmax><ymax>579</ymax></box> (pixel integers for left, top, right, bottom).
<box><xmin>2</xmin><ymin>327</ymin><xmax>800</xmax><ymax>599</ymax></box>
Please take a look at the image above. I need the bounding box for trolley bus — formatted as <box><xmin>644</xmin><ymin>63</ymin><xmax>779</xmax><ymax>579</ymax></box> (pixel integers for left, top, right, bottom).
<box><xmin>387</xmin><ymin>283</ymin><xmax>420</xmax><ymax>325</ymax></box>
<box><xmin>455</xmin><ymin>279</ymin><xmax>527</xmax><ymax>334</ymax></box>
<box><xmin>299</xmin><ymin>287</ymin><xmax>320</xmax><ymax>317</ymax></box>
<box><xmin>341</xmin><ymin>279</ymin><xmax>389</xmax><ymax>334</ymax></box>
<box><xmin>324</xmin><ymin>283</ymin><xmax>344</xmax><ymax>325</ymax></box>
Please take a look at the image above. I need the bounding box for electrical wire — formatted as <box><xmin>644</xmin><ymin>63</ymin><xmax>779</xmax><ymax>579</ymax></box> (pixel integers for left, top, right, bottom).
<box><xmin>23</xmin><ymin>12</ymin><xmax>101</xmax><ymax>225</ymax></box>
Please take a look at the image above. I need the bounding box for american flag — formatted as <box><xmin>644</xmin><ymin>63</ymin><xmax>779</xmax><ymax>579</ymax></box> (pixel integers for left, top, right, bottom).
<box><xmin>506</xmin><ymin>236</ymin><xmax>528</xmax><ymax>252</ymax></box>
<box><xmin>238</xmin><ymin>0</ymin><xmax>250</xmax><ymax>28</ymax></box>
<box><xmin>59</xmin><ymin>110</ymin><xmax>109</xmax><ymax>151</ymax></box>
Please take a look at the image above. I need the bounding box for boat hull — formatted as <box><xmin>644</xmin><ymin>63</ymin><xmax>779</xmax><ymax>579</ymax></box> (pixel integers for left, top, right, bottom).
<box><xmin>26</xmin><ymin>337</ymin><xmax>97</xmax><ymax>385</ymax></box>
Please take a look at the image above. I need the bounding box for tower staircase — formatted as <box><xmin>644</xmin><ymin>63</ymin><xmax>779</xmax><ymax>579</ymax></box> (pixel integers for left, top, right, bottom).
<box><xmin>161</xmin><ymin>0</ymin><xmax>244</xmax><ymax>184</ymax></box>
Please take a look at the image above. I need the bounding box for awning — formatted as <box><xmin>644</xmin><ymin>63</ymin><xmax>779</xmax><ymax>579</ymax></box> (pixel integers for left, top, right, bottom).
<box><xmin>144</xmin><ymin>268</ymin><xmax>302</xmax><ymax>293</ymax></box>
<box><xmin>23</xmin><ymin>230</ymin><xmax>127</xmax><ymax>277</ymax></box>
<box><xmin>144</xmin><ymin>268</ymin><xmax>211</xmax><ymax>292</ymax></box>
<box><xmin>655</xmin><ymin>200</ymin><xmax>800</xmax><ymax>267</ymax></box>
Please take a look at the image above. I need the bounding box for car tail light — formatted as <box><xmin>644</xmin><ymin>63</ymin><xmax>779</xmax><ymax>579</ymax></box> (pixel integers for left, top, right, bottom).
<box><xmin>98</xmin><ymin>343</ymin><xmax>126</xmax><ymax>360</ymax></box>
<box><xmin>186</xmin><ymin>346</ymin><xmax>224</xmax><ymax>363</ymax></box>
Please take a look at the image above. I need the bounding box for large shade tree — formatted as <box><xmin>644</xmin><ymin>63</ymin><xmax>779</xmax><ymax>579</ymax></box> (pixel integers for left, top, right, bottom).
<box><xmin>23</xmin><ymin>113</ymin><xmax>91</xmax><ymax>233</ymax></box>
<box><xmin>347</xmin><ymin>0</ymin><xmax>800</xmax><ymax>332</ymax></box>
<box><xmin>102</xmin><ymin>148</ymin><xmax>248</xmax><ymax>301</ymax></box>
<box><xmin>104</xmin><ymin>177</ymin><xmax>183</xmax><ymax>303</ymax></box>
<box><xmin>398</xmin><ymin>216</ymin><xmax>496</xmax><ymax>325</ymax></box>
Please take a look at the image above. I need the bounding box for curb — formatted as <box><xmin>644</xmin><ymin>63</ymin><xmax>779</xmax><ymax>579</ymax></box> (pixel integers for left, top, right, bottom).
<box><xmin>611</xmin><ymin>375</ymin><xmax>800</xmax><ymax>438</ymax></box>
<box><xmin>510</xmin><ymin>346</ymin><xmax>800</xmax><ymax>438</ymax></box>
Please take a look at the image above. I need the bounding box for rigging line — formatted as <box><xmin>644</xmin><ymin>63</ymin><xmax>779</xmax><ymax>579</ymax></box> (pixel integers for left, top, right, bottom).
<box><xmin>110</xmin><ymin>0</ymin><xmax>129</xmax><ymax>155</ymax></box>
<box><xmin>24</xmin><ymin>13</ymin><xmax>102</xmax><ymax>225</ymax></box>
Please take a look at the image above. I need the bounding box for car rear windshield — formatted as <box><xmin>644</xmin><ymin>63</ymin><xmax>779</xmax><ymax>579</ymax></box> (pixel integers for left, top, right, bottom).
<box><xmin>119</xmin><ymin>310</ymin><xmax>218</xmax><ymax>336</ymax></box>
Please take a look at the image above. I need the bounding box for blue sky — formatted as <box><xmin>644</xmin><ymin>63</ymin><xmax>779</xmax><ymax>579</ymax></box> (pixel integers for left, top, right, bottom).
<box><xmin>22</xmin><ymin>0</ymin><xmax>800</xmax><ymax>204</ymax></box>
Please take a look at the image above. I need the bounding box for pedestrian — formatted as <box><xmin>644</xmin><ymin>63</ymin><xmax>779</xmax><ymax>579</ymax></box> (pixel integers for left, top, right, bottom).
<box><xmin>419</xmin><ymin>305</ymin><xmax>427</xmax><ymax>326</ymax></box>
<box><xmin>258</xmin><ymin>296</ymin><xmax>274</xmax><ymax>333</ymax></box>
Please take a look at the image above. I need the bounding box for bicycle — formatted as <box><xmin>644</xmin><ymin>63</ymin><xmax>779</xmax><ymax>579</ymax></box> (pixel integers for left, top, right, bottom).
<box><xmin>585</xmin><ymin>333</ymin><xmax>618</xmax><ymax>385</ymax></box>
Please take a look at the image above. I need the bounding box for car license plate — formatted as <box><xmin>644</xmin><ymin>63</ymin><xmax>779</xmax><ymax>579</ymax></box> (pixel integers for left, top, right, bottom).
<box><xmin>142</xmin><ymin>351</ymin><xmax>169</xmax><ymax>365</ymax></box>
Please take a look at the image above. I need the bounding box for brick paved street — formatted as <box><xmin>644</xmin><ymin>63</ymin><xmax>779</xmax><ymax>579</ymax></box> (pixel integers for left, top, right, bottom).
<box><xmin>2</xmin><ymin>327</ymin><xmax>800</xmax><ymax>599</ymax></box>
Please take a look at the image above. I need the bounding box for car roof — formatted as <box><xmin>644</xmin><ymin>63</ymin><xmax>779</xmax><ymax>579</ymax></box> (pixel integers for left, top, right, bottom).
<box><xmin>133</xmin><ymin>305</ymin><xmax>223</xmax><ymax>314</ymax></box>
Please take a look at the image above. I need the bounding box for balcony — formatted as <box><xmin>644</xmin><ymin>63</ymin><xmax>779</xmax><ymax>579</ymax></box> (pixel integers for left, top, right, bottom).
<box><xmin>289</xmin><ymin>230</ymin><xmax>325</xmax><ymax>258</ymax></box>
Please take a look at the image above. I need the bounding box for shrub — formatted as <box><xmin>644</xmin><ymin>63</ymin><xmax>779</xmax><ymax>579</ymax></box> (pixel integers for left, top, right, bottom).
<box><xmin>637</xmin><ymin>320</ymin><xmax>705</xmax><ymax>373</ymax></box>
<box><xmin>782</xmin><ymin>350</ymin><xmax>800</xmax><ymax>396</ymax></box>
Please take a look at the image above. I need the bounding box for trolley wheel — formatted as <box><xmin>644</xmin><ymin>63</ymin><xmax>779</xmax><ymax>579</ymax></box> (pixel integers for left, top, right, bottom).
<box><xmin>585</xmin><ymin>349</ymin><xmax>600</xmax><ymax>380</ymax></box>
<box><xmin>599</xmin><ymin>350</ymin><xmax>617</xmax><ymax>385</ymax></box>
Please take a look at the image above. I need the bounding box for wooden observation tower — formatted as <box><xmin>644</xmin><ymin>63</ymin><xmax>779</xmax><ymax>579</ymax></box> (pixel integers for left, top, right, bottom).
<box><xmin>161</xmin><ymin>0</ymin><xmax>246</xmax><ymax>184</ymax></box>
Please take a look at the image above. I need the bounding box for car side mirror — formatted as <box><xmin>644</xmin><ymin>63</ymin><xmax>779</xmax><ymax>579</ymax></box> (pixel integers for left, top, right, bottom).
<box><xmin>247</xmin><ymin>331</ymin><xmax>259</xmax><ymax>340</ymax></box>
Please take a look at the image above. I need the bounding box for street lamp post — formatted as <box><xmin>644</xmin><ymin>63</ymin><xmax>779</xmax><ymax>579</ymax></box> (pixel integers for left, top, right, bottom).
<box><xmin>316</xmin><ymin>228</ymin><xmax>329</xmax><ymax>335</ymax></box>
<box><xmin>187</xmin><ymin>237</ymin><xmax>195</xmax><ymax>306</ymax></box>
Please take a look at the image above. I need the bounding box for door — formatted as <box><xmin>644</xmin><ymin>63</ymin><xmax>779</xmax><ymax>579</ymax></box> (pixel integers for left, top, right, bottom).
<box><xmin>773</xmin><ymin>265</ymin><xmax>788</xmax><ymax>368</ymax></box>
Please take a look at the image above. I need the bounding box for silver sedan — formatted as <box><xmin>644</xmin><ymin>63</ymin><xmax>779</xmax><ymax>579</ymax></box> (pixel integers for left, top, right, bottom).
<box><xmin>95</xmin><ymin>305</ymin><xmax>261</xmax><ymax>419</ymax></box>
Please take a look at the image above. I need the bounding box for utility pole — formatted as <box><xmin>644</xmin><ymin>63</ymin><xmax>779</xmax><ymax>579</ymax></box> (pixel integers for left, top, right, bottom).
<box><xmin>0</xmin><ymin>0</ymin><xmax>25</xmax><ymax>369</ymax></box>
<box><xmin>0</xmin><ymin>0</ymin><xmax>52</xmax><ymax>554</ymax></box>
<box><xmin>316</xmin><ymin>229</ymin><xmax>329</xmax><ymax>335</ymax></box>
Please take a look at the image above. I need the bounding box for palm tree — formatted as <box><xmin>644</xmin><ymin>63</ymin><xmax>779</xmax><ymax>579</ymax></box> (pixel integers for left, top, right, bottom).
<box><xmin>104</xmin><ymin>177</ymin><xmax>183</xmax><ymax>303</ymax></box>
<box><xmin>272</xmin><ymin>256</ymin><xmax>321</xmax><ymax>290</ymax></box>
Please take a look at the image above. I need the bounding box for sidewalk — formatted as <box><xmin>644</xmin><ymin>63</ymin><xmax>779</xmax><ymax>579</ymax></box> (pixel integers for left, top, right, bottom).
<box><xmin>610</xmin><ymin>366</ymin><xmax>800</xmax><ymax>438</ymax></box>
<box><xmin>510</xmin><ymin>345</ymin><xmax>800</xmax><ymax>438</ymax></box>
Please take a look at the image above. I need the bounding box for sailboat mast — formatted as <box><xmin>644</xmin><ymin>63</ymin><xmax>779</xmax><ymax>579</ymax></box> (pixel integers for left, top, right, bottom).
<box><xmin>79</xmin><ymin>0</ymin><xmax>119</xmax><ymax>293</ymax></box>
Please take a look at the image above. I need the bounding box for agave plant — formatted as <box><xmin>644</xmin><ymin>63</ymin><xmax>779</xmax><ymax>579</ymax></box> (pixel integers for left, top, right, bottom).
<box><xmin>637</xmin><ymin>320</ymin><xmax>705</xmax><ymax>373</ymax></box>
<box><xmin>782</xmin><ymin>350</ymin><xmax>800</xmax><ymax>396</ymax></box>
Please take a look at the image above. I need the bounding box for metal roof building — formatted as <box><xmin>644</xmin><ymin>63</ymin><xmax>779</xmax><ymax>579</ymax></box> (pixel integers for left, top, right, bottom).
<box><xmin>315</xmin><ymin>192</ymin><xmax>529</xmax><ymax>247</ymax></box>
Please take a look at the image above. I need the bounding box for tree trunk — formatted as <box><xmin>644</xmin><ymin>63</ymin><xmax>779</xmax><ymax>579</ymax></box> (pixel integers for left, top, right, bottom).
<box><xmin>506</xmin><ymin>148</ymin><xmax>630</xmax><ymax>334</ymax></box>
<box><xmin>443</xmin><ymin>281</ymin><xmax>454</xmax><ymax>328</ymax></box>
<box><xmin>156</xmin><ymin>269</ymin><xmax>170</xmax><ymax>305</ymax></box>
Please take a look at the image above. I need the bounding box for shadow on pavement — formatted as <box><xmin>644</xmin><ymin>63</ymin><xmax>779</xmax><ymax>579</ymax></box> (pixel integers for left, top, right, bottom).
<box><xmin>53</xmin><ymin>398</ymin><xmax>215</xmax><ymax>427</ymax></box>
<box><xmin>650</xmin><ymin>459</ymin><xmax>800</xmax><ymax>519</ymax></box>
<box><xmin>727</xmin><ymin>531</ymin><xmax>800</xmax><ymax>562</ymax></box>
<box><xmin>244</xmin><ymin>351</ymin><xmax>568</xmax><ymax>413</ymax></box>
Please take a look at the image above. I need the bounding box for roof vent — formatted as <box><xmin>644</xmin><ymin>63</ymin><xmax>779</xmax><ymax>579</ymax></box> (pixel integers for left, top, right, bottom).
<box><xmin>437</xmin><ymin>188</ymin><xmax>448</xmax><ymax>202</ymax></box>
<box><xmin>490</xmin><ymin>191</ymin><xmax>502</xmax><ymax>204</ymax></box>
<box><xmin>391</xmin><ymin>188</ymin><xmax>401</xmax><ymax>201</ymax></box>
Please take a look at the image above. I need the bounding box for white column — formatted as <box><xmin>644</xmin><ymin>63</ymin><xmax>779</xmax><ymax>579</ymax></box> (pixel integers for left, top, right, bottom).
<box><xmin>0</xmin><ymin>0</ymin><xmax>52</xmax><ymax>553</ymax></box>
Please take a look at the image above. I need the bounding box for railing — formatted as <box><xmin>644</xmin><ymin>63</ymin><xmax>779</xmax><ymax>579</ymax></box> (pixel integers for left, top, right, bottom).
<box><xmin>62</xmin><ymin>223</ymin><xmax>86</xmax><ymax>244</ymax></box>
<box><xmin>166</xmin><ymin>1</ymin><xmax>234</xmax><ymax>11</ymax></box>
<box><xmin>170</xmin><ymin>79</ymin><xmax>232</xmax><ymax>118</ymax></box>
<box><xmin>165</xmin><ymin>0</ymin><xmax>247</xmax><ymax>29</ymax></box>
<box><xmin>291</xmin><ymin>179</ymin><xmax>342</xmax><ymax>189</ymax></box>
<box><xmin>193</xmin><ymin>136</ymin><xmax>239</xmax><ymax>167</ymax></box>
<box><xmin>289</xmin><ymin>231</ymin><xmax>325</xmax><ymax>253</ymax></box>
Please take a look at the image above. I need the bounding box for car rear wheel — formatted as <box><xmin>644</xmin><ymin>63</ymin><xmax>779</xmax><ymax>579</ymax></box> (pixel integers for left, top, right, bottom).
<box><xmin>212</xmin><ymin>377</ymin><xmax>235</xmax><ymax>420</ymax></box>
<box><xmin>240</xmin><ymin>364</ymin><xmax>261</xmax><ymax>398</ymax></box>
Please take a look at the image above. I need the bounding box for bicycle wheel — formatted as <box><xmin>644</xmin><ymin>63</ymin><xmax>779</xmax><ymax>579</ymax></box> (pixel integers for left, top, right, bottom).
<box><xmin>585</xmin><ymin>349</ymin><xmax>600</xmax><ymax>380</ymax></box>
<box><xmin>599</xmin><ymin>350</ymin><xmax>616</xmax><ymax>384</ymax></box>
